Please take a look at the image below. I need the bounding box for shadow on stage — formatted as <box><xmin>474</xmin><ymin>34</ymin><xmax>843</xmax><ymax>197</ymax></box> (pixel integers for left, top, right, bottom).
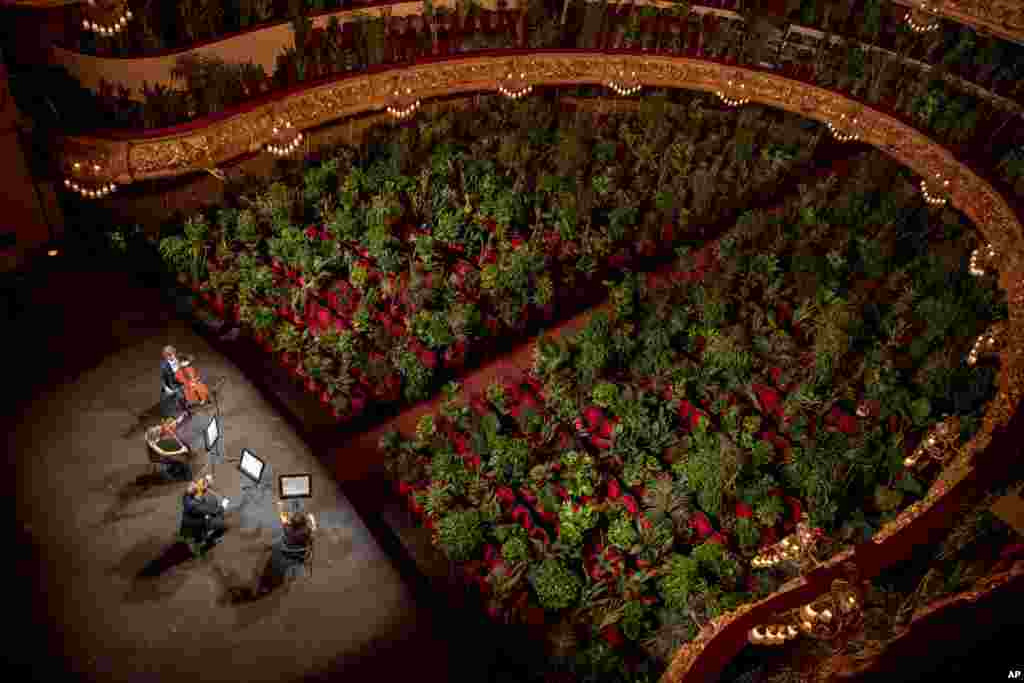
<box><xmin>105</xmin><ymin>535</ymin><xmax>196</xmax><ymax>604</ymax></box>
<box><xmin>90</xmin><ymin>466</ymin><xmax>187</xmax><ymax>529</ymax></box>
<box><xmin>209</xmin><ymin>559</ymin><xmax>295</xmax><ymax>630</ymax></box>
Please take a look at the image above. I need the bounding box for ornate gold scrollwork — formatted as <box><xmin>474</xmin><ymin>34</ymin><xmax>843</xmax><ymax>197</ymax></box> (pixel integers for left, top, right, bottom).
<box><xmin>747</xmin><ymin>566</ymin><xmax>866</xmax><ymax>649</ymax></box>
<box><xmin>751</xmin><ymin>518</ymin><xmax>823</xmax><ymax>571</ymax></box>
<box><xmin>905</xmin><ymin>415</ymin><xmax>962</xmax><ymax>469</ymax></box>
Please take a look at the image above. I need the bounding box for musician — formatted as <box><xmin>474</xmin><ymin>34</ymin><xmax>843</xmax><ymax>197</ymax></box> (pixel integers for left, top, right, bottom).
<box><xmin>180</xmin><ymin>475</ymin><xmax>229</xmax><ymax>546</ymax></box>
<box><xmin>270</xmin><ymin>506</ymin><xmax>317</xmax><ymax>580</ymax></box>
<box><xmin>160</xmin><ymin>345</ymin><xmax>187</xmax><ymax>417</ymax></box>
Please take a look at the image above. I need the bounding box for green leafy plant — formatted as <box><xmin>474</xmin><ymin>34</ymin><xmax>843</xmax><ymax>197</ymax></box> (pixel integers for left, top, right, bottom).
<box><xmin>416</xmin><ymin>414</ymin><xmax>437</xmax><ymax>443</ymax></box>
<box><xmin>622</xmin><ymin>453</ymin><xmax>661</xmax><ymax>488</ymax></box>
<box><xmin>437</xmin><ymin>509</ymin><xmax>485</xmax><ymax>561</ymax></box>
<box><xmin>658</xmin><ymin>554</ymin><xmax>704</xmax><ymax>612</ymax></box>
<box><xmin>561</xmin><ymin>450</ymin><xmax>597</xmax><ymax>498</ymax></box>
<box><xmin>502</xmin><ymin>532</ymin><xmax>532</xmax><ymax>563</ymax></box>
<box><xmin>533</xmin><ymin>559</ymin><xmax>583</xmax><ymax>611</ymax></box>
<box><xmin>489</xmin><ymin>435</ymin><xmax>531</xmax><ymax>485</ymax></box>
<box><xmin>620</xmin><ymin>600</ymin><xmax>654</xmax><ymax>641</ymax></box>
<box><xmin>558</xmin><ymin>501</ymin><xmax>598</xmax><ymax>551</ymax></box>
<box><xmin>591</xmin><ymin>382</ymin><xmax>619</xmax><ymax>411</ymax></box>
<box><xmin>608</xmin><ymin>513</ymin><xmax>639</xmax><ymax>551</ymax></box>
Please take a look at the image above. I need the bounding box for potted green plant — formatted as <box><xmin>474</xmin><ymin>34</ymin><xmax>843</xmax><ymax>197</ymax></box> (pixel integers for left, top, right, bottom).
<box><xmin>183</xmin><ymin>215</ymin><xmax>211</xmax><ymax>285</ymax></box>
<box><xmin>158</xmin><ymin>235</ymin><xmax>192</xmax><ymax>287</ymax></box>
<box><xmin>273</xmin><ymin>323</ymin><xmax>303</xmax><ymax>369</ymax></box>
<box><xmin>251</xmin><ymin>307</ymin><xmax>277</xmax><ymax>350</ymax></box>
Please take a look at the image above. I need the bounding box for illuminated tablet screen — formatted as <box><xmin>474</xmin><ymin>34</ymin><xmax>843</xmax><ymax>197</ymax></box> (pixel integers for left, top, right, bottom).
<box><xmin>279</xmin><ymin>474</ymin><xmax>312</xmax><ymax>500</ymax></box>
<box><xmin>239</xmin><ymin>448</ymin><xmax>265</xmax><ymax>483</ymax></box>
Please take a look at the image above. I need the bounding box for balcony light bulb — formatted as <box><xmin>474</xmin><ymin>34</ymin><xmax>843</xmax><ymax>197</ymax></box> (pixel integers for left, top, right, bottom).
<box><xmin>82</xmin><ymin>19</ymin><xmax>89</xmax><ymax>29</ymax></box>
<box><xmin>126</xmin><ymin>10</ymin><xmax>133</xmax><ymax>19</ymax></box>
<box><xmin>820</xmin><ymin>609</ymin><xmax>832</xmax><ymax>622</ymax></box>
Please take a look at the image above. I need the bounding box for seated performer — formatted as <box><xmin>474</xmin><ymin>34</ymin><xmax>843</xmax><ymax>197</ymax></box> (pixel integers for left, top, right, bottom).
<box><xmin>180</xmin><ymin>475</ymin><xmax>229</xmax><ymax>546</ymax></box>
<box><xmin>175</xmin><ymin>354</ymin><xmax>210</xmax><ymax>406</ymax></box>
<box><xmin>160</xmin><ymin>345</ymin><xmax>187</xmax><ymax>416</ymax></box>
<box><xmin>269</xmin><ymin>506</ymin><xmax>317</xmax><ymax>582</ymax></box>
<box><xmin>151</xmin><ymin>416</ymin><xmax>191</xmax><ymax>480</ymax></box>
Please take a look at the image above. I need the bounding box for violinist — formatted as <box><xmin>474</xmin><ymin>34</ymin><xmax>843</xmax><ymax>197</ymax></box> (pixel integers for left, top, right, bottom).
<box><xmin>181</xmin><ymin>475</ymin><xmax>230</xmax><ymax>546</ymax></box>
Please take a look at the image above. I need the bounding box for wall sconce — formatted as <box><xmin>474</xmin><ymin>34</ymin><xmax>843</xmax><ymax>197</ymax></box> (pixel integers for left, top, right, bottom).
<box><xmin>716</xmin><ymin>79</ymin><xmax>749</xmax><ymax>107</ymax></box>
<box><xmin>607</xmin><ymin>68</ymin><xmax>642</xmax><ymax>97</ymax></box>
<box><xmin>905</xmin><ymin>1</ymin><xmax>941</xmax><ymax>33</ymax></box>
<box><xmin>81</xmin><ymin>0</ymin><xmax>133</xmax><ymax>36</ymax></box>
<box><xmin>905</xmin><ymin>415</ymin><xmax>960</xmax><ymax>468</ymax></box>
<box><xmin>795</xmin><ymin>577</ymin><xmax>864</xmax><ymax>640</ymax></box>
<box><xmin>63</xmin><ymin>160</ymin><xmax>117</xmax><ymax>199</ymax></box>
<box><xmin>748</xmin><ymin>623</ymin><xmax>799</xmax><ymax>646</ymax></box>
<box><xmin>969</xmin><ymin>244</ymin><xmax>997</xmax><ymax>277</ymax></box>
<box><xmin>967</xmin><ymin>327</ymin><xmax>1000</xmax><ymax>367</ymax></box>
<box><xmin>386</xmin><ymin>87</ymin><xmax>422</xmax><ymax>119</ymax></box>
<box><xmin>920</xmin><ymin>173</ymin><xmax>950</xmax><ymax>206</ymax></box>
<box><xmin>498</xmin><ymin>72</ymin><xmax>533</xmax><ymax>100</ymax></box>
<box><xmin>826</xmin><ymin>112</ymin><xmax>861</xmax><ymax>142</ymax></box>
<box><xmin>265</xmin><ymin>120</ymin><xmax>304</xmax><ymax>157</ymax></box>
<box><xmin>752</xmin><ymin>534</ymin><xmax>800</xmax><ymax>568</ymax></box>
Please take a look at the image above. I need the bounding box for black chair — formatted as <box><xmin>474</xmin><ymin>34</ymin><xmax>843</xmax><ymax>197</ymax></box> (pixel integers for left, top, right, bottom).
<box><xmin>178</xmin><ymin>494</ymin><xmax>226</xmax><ymax>551</ymax></box>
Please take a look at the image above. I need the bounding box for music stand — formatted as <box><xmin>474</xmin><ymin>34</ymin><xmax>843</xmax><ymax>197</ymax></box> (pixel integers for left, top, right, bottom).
<box><xmin>204</xmin><ymin>415</ymin><xmax>220</xmax><ymax>450</ymax></box>
<box><xmin>239</xmin><ymin>448</ymin><xmax>265</xmax><ymax>485</ymax></box>
<box><xmin>279</xmin><ymin>474</ymin><xmax>312</xmax><ymax>501</ymax></box>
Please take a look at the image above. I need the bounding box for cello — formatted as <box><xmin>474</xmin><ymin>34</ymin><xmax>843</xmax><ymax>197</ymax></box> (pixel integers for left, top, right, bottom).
<box><xmin>175</xmin><ymin>356</ymin><xmax>210</xmax><ymax>406</ymax></box>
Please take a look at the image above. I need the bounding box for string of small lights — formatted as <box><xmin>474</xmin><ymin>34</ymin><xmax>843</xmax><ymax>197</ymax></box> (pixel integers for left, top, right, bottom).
<box><xmin>969</xmin><ymin>244</ymin><xmax>997</xmax><ymax>277</ymax></box>
<box><xmin>63</xmin><ymin>161</ymin><xmax>117</xmax><ymax>199</ymax></box>
<box><xmin>920</xmin><ymin>178</ymin><xmax>949</xmax><ymax>206</ymax></box>
<box><xmin>607</xmin><ymin>70</ymin><xmax>641</xmax><ymax>97</ymax></box>
<box><xmin>716</xmin><ymin>80</ymin><xmax>749</xmax><ymax>107</ymax></box>
<box><xmin>826</xmin><ymin>113</ymin><xmax>860</xmax><ymax>142</ymax></box>
<box><xmin>265</xmin><ymin>121</ymin><xmax>304</xmax><ymax>156</ymax></box>
<box><xmin>905</xmin><ymin>2</ymin><xmax>941</xmax><ymax>33</ymax></box>
<box><xmin>64</xmin><ymin>178</ymin><xmax>117</xmax><ymax>198</ymax></box>
<box><xmin>498</xmin><ymin>72</ymin><xmax>533</xmax><ymax>100</ymax></box>
<box><xmin>81</xmin><ymin>0</ymin><xmax>133</xmax><ymax>36</ymax></box>
<box><xmin>386</xmin><ymin>88</ymin><xmax>422</xmax><ymax>119</ymax></box>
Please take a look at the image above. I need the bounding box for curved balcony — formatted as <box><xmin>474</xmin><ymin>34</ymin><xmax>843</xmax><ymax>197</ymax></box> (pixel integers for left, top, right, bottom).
<box><xmin>53</xmin><ymin>49</ymin><xmax>1023</xmax><ymax>223</ymax></box>
<box><xmin>49</xmin><ymin>0</ymin><xmax>517</xmax><ymax>98</ymax></box>
<box><xmin>42</xmin><ymin>0</ymin><xmax>1024</xmax><ymax>111</ymax></box>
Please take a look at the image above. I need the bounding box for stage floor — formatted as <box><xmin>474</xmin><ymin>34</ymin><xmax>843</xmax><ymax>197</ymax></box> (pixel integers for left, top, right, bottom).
<box><xmin>6</xmin><ymin>263</ymin><xmax>457</xmax><ymax>683</ymax></box>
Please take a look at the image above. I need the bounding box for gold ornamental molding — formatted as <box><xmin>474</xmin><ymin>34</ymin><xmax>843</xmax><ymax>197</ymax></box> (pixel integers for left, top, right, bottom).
<box><xmin>56</xmin><ymin>52</ymin><xmax>1024</xmax><ymax>252</ymax></box>
<box><xmin>53</xmin><ymin>51</ymin><xmax>1024</xmax><ymax>683</ymax></box>
<box><xmin>891</xmin><ymin>0</ymin><xmax>1024</xmax><ymax>45</ymax></box>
